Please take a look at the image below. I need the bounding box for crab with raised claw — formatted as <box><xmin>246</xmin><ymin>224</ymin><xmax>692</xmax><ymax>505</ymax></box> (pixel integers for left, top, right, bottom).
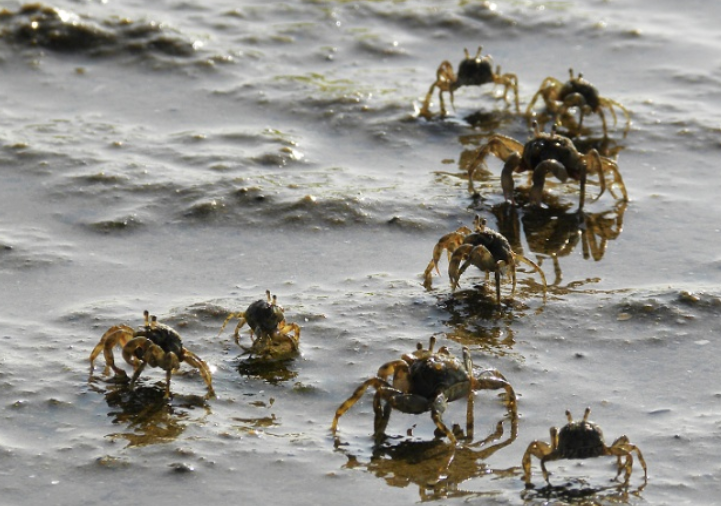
<box><xmin>424</xmin><ymin>216</ymin><xmax>547</xmax><ymax>305</ymax></box>
<box><xmin>467</xmin><ymin>122</ymin><xmax>627</xmax><ymax>211</ymax></box>
<box><xmin>217</xmin><ymin>290</ymin><xmax>300</xmax><ymax>359</ymax></box>
<box><xmin>331</xmin><ymin>336</ymin><xmax>517</xmax><ymax>444</ymax></box>
<box><xmin>522</xmin><ymin>408</ymin><xmax>648</xmax><ymax>489</ymax></box>
<box><xmin>89</xmin><ymin>310</ymin><xmax>215</xmax><ymax>398</ymax></box>
<box><xmin>419</xmin><ymin>46</ymin><xmax>520</xmax><ymax>118</ymax></box>
<box><xmin>526</xmin><ymin>68</ymin><xmax>631</xmax><ymax>138</ymax></box>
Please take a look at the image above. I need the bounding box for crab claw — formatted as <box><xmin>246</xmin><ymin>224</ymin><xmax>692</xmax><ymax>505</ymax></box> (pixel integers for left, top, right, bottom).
<box><xmin>448</xmin><ymin>244</ymin><xmax>473</xmax><ymax>290</ymax></box>
<box><xmin>530</xmin><ymin>159</ymin><xmax>569</xmax><ymax>206</ymax></box>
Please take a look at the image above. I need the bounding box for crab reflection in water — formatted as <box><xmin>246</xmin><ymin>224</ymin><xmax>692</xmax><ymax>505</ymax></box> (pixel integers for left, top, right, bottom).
<box><xmin>98</xmin><ymin>384</ymin><xmax>210</xmax><ymax>447</ymax></box>
<box><xmin>487</xmin><ymin>198</ymin><xmax>626</xmax><ymax>288</ymax></box>
<box><xmin>236</xmin><ymin>356</ymin><xmax>298</xmax><ymax>385</ymax></box>
<box><xmin>340</xmin><ymin>416</ymin><xmax>517</xmax><ymax>501</ymax></box>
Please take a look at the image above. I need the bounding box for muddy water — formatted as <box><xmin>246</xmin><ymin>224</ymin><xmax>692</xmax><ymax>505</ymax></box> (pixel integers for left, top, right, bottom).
<box><xmin>1</xmin><ymin>1</ymin><xmax>721</xmax><ymax>505</ymax></box>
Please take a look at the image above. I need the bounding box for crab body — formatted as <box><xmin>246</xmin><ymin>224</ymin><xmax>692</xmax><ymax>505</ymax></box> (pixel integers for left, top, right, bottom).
<box><xmin>419</xmin><ymin>47</ymin><xmax>520</xmax><ymax>118</ymax></box>
<box><xmin>424</xmin><ymin>216</ymin><xmax>546</xmax><ymax>305</ymax></box>
<box><xmin>455</xmin><ymin>56</ymin><xmax>495</xmax><ymax>88</ymax></box>
<box><xmin>243</xmin><ymin>297</ymin><xmax>285</xmax><ymax>336</ymax></box>
<box><xmin>555</xmin><ymin>415</ymin><xmax>607</xmax><ymax>459</ymax></box>
<box><xmin>467</xmin><ymin>124</ymin><xmax>627</xmax><ymax>211</ymax></box>
<box><xmin>89</xmin><ymin>311</ymin><xmax>215</xmax><ymax>398</ymax></box>
<box><xmin>522</xmin><ymin>408</ymin><xmax>648</xmax><ymax>489</ymax></box>
<box><xmin>331</xmin><ymin>337</ymin><xmax>517</xmax><ymax>444</ymax></box>
<box><xmin>526</xmin><ymin>69</ymin><xmax>631</xmax><ymax>137</ymax></box>
<box><xmin>218</xmin><ymin>290</ymin><xmax>300</xmax><ymax>359</ymax></box>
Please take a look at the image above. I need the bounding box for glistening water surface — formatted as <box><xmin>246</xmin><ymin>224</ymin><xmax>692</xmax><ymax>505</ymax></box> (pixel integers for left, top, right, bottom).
<box><xmin>1</xmin><ymin>1</ymin><xmax>721</xmax><ymax>505</ymax></box>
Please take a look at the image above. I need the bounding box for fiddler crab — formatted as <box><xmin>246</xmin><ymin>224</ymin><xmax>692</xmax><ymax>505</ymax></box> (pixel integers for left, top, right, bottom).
<box><xmin>526</xmin><ymin>68</ymin><xmax>631</xmax><ymax>138</ymax></box>
<box><xmin>419</xmin><ymin>46</ymin><xmax>520</xmax><ymax>118</ymax></box>
<box><xmin>217</xmin><ymin>290</ymin><xmax>300</xmax><ymax>359</ymax></box>
<box><xmin>424</xmin><ymin>215</ymin><xmax>547</xmax><ymax>305</ymax></box>
<box><xmin>89</xmin><ymin>310</ymin><xmax>215</xmax><ymax>398</ymax></box>
<box><xmin>522</xmin><ymin>408</ymin><xmax>648</xmax><ymax>489</ymax></box>
<box><xmin>466</xmin><ymin>122</ymin><xmax>628</xmax><ymax>211</ymax></box>
<box><xmin>331</xmin><ymin>337</ymin><xmax>517</xmax><ymax>444</ymax></box>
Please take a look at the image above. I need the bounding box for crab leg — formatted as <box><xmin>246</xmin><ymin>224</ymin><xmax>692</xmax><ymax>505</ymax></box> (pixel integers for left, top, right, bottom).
<box><xmin>183</xmin><ymin>349</ymin><xmax>216</xmax><ymax>398</ymax></box>
<box><xmin>608</xmin><ymin>434</ymin><xmax>648</xmax><ymax>487</ymax></box>
<box><xmin>331</xmin><ymin>377</ymin><xmax>392</xmax><ymax>433</ymax></box>
<box><xmin>522</xmin><ymin>439</ymin><xmax>553</xmax><ymax>485</ymax></box>
<box><xmin>467</xmin><ymin>134</ymin><xmax>524</xmax><ymax>195</ymax></box>
<box><xmin>89</xmin><ymin>325</ymin><xmax>135</xmax><ymax>377</ymax></box>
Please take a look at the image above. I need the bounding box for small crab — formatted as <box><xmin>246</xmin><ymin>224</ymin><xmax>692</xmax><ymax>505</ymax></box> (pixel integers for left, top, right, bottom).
<box><xmin>467</xmin><ymin>122</ymin><xmax>627</xmax><ymax>211</ymax></box>
<box><xmin>89</xmin><ymin>310</ymin><xmax>215</xmax><ymax>398</ymax></box>
<box><xmin>526</xmin><ymin>69</ymin><xmax>631</xmax><ymax>138</ymax></box>
<box><xmin>522</xmin><ymin>408</ymin><xmax>648</xmax><ymax>489</ymax></box>
<box><xmin>331</xmin><ymin>337</ymin><xmax>516</xmax><ymax>444</ymax></box>
<box><xmin>217</xmin><ymin>290</ymin><xmax>300</xmax><ymax>359</ymax></box>
<box><xmin>424</xmin><ymin>216</ymin><xmax>547</xmax><ymax>305</ymax></box>
<box><xmin>419</xmin><ymin>46</ymin><xmax>520</xmax><ymax>118</ymax></box>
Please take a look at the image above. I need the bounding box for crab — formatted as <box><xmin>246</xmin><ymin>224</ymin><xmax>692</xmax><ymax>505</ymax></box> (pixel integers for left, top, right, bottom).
<box><xmin>522</xmin><ymin>408</ymin><xmax>648</xmax><ymax>489</ymax></box>
<box><xmin>424</xmin><ymin>216</ymin><xmax>547</xmax><ymax>305</ymax></box>
<box><xmin>217</xmin><ymin>290</ymin><xmax>300</xmax><ymax>359</ymax></box>
<box><xmin>466</xmin><ymin>122</ymin><xmax>627</xmax><ymax>211</ymax></box>
<box><xmin>331</xmin><ymin>337</ymin><xmax>516</xmax><ymax>444</ymax></box>
<box><xmin>419</xmin><ymin>46</ymin><xmax>520</xmax><ymax>118</ymax></box>
<box><xmin>526</xmin><ymin>68</ymin><xmax>631</xmax><ymax>138</ymax></box>
<box><xmin>89</xmin><ymin>310</ymin><xmax>215</xmax><ymax>398</ymax></box>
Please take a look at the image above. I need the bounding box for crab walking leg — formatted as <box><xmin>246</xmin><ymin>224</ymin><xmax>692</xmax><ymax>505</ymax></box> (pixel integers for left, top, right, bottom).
<box><xmin>331</xmin><ymin>377</ymin><xmax>392</xmax><ymax>433</ymax></box>
<box><xmin>522</xmin><ymin>440</ymin><xmax>553</xmax><ymax>485</ymax></box>
<box><xmin>467</xmin><ymin>135</ymin><xmax>524</xmax><ymax>195</ymax></box>
<box><xmin>216</xmin><ymin>312</ymin><xmax>246</xmax><ymax>339</ymax></box>
<box><xmin>429</xmin><ymin>394</ymin><xmax>456</xmax><ymax>444</ymax></box>
<box><xmin>184</xmin><ymin>349</ymin><xmax>216</xmax><ymax>398</ymax></box>
<box><xmin>423</xmin><ymin>227</ymin><xmax>472</xmax><ymax>286</ymax></box>
<box><xmin>539</xmin><ymin>427</ymin><xmax>560</xmax><ymax>483</ymax></box>
<box><xmin>473</xmin><ymin>371</ymin><xmax>517</xmax><ymax>407</ymax></box>
<box><xmin>89</xmin><ymin>325</ymin><xmax>134</xmax><ymax>377</ymax></box>
<box><xmin>277</xmin><ymin>323</ymin><xmax>301</xmax><ymax>352</ymax></box>
<box><xmin>608</xmin><ymin>435</ymin><xmax>648</xmax><ymax>486</ymax></box>
<box><xmin>420</xmin><ymin>60</ymin><xmax>456</xmax><ymax>117</ymax></box>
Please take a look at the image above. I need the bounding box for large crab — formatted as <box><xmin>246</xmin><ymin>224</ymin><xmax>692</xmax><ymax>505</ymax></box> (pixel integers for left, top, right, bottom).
<box><xmin>466</xmin><ymin>123</ymin><xmax>627</xmax><ymax>211</ymax></box>
<box><xmin>526</xmin><ymin>68</ymin><xmax>631</xmax><ymax>138</ymax></box>
<box><xmin>522</xmin><ymin>408</ymin><xmax>648</xmax><ymax>489</ymax></box>
<box><xmin>217</xmin><ymin>290</ymin><xmax>300</xmax><ymax>359</ymax></box>
<box><xmin>419</xmin><ymin>46</ymin><xmax>520</xmax><ymax>118</ymax></box>
<box><xmin>331</xmin><ymin>337</ymin><xmax>516</xmax><ymax>444</ymax></box>
<box><xmin>89</xmin><ymin>310</ymin><xmax>215</xmax><ymax>398</ymax></box>
<box><xmin>424</xmin><ymin>216</ymin><xmax>547</xmax><ymax>305</ymax></box>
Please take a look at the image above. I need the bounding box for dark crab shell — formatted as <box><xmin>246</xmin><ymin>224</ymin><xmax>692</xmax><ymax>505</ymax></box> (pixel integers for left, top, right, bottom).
<box><xmin>455</xmin><ymin>56</ymin><xmax>494</xmax><ymax>88</ymax></box>
<box><xmin>556</xmin><ymin>420</ymin><xmax>606</xmax><ymax>459</ymax></box>
<box><xmin>558</xmin><ymin>78</ymin><xmax>601</xmax><ymax>111</ymax></box>
<box><xmin>244</xmin><ymin>298</ymin><xmax>284</xmax><ymax>336</ymax></box>
<box><xmin>462</xmin><ymin>229</ymin><xmax>514</xmax><ymax>264</ymax></box>
<box><xmin>407</xmin><ymin>353</ymin><xmax>470</xmax><ymax>400</ymax></box>
<box><xmin>135</xmin><ymin>323</ymin><xmax>185</xmax><ymax>359</ymax></box>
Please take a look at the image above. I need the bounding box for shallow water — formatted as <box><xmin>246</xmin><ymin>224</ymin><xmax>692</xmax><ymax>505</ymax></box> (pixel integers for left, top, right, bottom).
<box><xmin>1</xmin><ymin>1</ymin><xmax>721</xmax><ymax>505</ymax></box>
